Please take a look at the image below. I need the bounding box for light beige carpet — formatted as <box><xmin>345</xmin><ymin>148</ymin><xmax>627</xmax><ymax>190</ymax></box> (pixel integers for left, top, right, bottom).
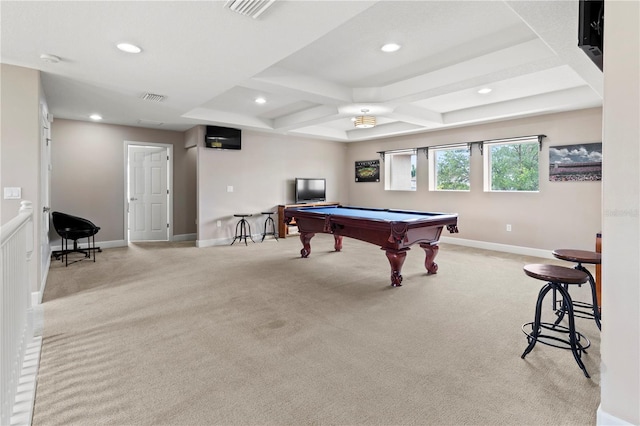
<box><xmin>33</xmin><ymin>235</ymin><xmax>600</xmax><ymax>425</ymax></box>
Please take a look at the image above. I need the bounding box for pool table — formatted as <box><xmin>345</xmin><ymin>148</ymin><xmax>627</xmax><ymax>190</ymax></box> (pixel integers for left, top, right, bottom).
<box><xmin>283</xmin><ymin>205</ymin><xmax>459</xmax><ymax>286</ymax></box>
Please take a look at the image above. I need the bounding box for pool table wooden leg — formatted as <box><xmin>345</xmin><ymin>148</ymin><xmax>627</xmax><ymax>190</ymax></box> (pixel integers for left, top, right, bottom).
<box><xmin>420</xmin><ymin>242</ymin><xmax>439</xmax><ymax>274</ymax></box>
<box><xmin>333</xmin><ymin>235</ymin><xmax>343</xmax><ymax>252</ymax></box>
<box><xmin>299</xmin><ymin>232</ymin><xmax>315</xmax><ymax>258</ymax></box>
<box><xmin>384</xmin><ymin>248</ymin><xmax>408</xmax><ymax>287</ymax></box>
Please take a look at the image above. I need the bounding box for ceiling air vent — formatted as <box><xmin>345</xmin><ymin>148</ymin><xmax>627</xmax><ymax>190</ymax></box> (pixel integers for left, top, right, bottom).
<box><xmin>141</xmin><ymin>93</ymin><xmax>166</xmax><ymax>102</ymax></box>
<box><xmin>224</xmin><ymin>0</ymin><xmax>275</xmax><ymax>19</ymax></box>
<box><xmin>137</xmin><ymin>119</ymin><xmax>164</xmax><ymax>127</ymax></box>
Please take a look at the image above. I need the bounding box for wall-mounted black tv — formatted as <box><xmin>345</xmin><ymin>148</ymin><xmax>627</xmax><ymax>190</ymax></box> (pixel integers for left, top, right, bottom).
<box><xmin>295</xmin><ymin>178</ymin><xmax>326</xmax><ymax>204</ymax></box>
<box><xmin>578</xmin><ymin>0</ymin><xmax>604</xmax><ymax>71</ymax></box>
<box><xmin>205</xmin><ymin>125</ymin><xmax>241</xmax><ymax>150</ymax></box>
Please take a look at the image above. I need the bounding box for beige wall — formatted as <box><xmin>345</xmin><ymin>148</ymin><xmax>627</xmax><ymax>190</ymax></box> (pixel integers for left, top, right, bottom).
<box><xmin>50</xmin><ymin>119</ymin><xmax>196</xmax><ymax>243</ymax></box>
<box><xmin>346</xmin><ymin>108</ymin><xmax>603</xmax><ymax>251</ymax></box>
<box><xmin>600</xmin><ymin>0</ymin><xmax>640</xmax><ymax>424</ymax></box>
<box><xmin>0</xmin><ymin>63</ymin><xmax>45</xmax><ymax>295</ymax></box>
<box><xmin>1</xmin><ymin>64</ymin><xmax>41</xmax><ymax>224</ymax></box>
<box><xmin>197</xmin><ymin>130</ymin><xmax>348</xmax><ymax>244</ymax></box>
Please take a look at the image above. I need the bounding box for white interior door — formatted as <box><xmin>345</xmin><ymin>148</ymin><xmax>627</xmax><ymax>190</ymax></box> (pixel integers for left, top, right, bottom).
<box><xmin>128</xmin><ymin>145</ymin><xmax>168</xmax><ymax>242</ymax></box>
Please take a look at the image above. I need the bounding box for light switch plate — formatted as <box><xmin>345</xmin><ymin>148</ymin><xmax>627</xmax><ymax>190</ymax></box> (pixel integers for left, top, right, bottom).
<box><xmin>3</xmin><ymin>187</ymin><xmax>22</xmax><ymax>199</ymax></box>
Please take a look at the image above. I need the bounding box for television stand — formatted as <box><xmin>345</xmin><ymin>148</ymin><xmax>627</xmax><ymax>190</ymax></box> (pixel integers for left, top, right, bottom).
<box><xmin>277</xmin><ymin>202</ymin><xmax>340</xmax><ymax>238</ymax></box>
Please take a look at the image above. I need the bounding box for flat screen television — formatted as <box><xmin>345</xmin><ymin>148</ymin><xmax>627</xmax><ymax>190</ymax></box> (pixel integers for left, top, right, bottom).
<box><xmin>205</xmin><ymin>125</ymin><xmax>241</xmax><ymax>150</ymax></box>
<box><xmin>295</xmin><ymin>178</ymin><xmax>326</xmax><ymax>204</ymax></box>
<box><xmin>578</xmin><ymin>0</ymin><xmax>604</xmax><ymax>71</ymax></box>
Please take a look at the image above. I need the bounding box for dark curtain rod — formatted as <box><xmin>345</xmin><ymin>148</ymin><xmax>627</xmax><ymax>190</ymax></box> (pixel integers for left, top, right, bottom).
<box><xmin>376</xmin><ymin>134</ymin><xmax>546</xmax><ymax>159</ymax></box>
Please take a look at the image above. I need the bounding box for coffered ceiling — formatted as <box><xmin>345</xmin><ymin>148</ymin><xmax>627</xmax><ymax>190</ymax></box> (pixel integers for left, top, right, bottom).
<box><xmin>1</xmin><ymin>1</ymin><xmax>603</xmax><ymax>142</ymax></box>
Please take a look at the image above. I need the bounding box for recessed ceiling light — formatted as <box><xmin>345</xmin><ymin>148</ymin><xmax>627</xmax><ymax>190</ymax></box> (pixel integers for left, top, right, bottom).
<box><xmin>116</xmin><ymin>43</ymin><xmax>142</xmax><ymax>53</ymax></box>
<box><xmin>90</xmin><ymin>114</ymin><xmax>103</xmax><ymax>120</ymax></box>
<box><xmin>381</xmin><ymin>43</ymin><xmax>401</xmax><ymax>53</ymax></box>
<box><xmin>478</xmin><ymin>87</ymin><xmax>492</xmax><ymax>94</ymax></box>
<box><xmin>255</xmin><ymin>97</ymin><xmax>266</xmax><ymax>104</ymax></box>
<box><xmin>40</xmin><ymin>53</ymin><xmax>61</xmax><ymax>63</ymax></box>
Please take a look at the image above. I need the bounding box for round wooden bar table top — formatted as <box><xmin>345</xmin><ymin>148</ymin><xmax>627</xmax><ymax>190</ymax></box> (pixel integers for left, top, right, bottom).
<box><xmin>523</xmin><ymin>264</ymin><xmax>589</xmax><ymax>284</ymax></box>
<box><xmin>552</xmin><ymin>249</ymin><xmax>601</xmax><ymax>264</ymax></box>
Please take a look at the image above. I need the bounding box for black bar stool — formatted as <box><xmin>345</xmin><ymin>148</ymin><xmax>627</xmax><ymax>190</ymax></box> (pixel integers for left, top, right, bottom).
<box><xmin>261</xmin><ymin>211</ymin><xmax>278</xmax><ymax>242</ymax></box>
<box><xmin>231</xmin><ymin>214</ymin><xmax>255</xmax><ymax>245</ymax></box>
<box><xmin>521</xmin><ymin>264</ymin><xmax>592</xmax><ymax>378</ymax></box>
<box><xmin>552</xmin><ymin>249</ymin><xmax>601</xmax><ymax>330</ymax></box>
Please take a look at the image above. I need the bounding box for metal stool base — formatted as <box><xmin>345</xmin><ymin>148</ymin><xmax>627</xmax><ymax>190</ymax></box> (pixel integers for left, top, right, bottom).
<box><xmin>261</xmin><ymin>212</ymin><xmax>278</xmax><ymax>242</ymax></box>
<box><xmin>231</xmin><ymin>215</ymin><xmax>255</xmax><ymax>245</ymax></box>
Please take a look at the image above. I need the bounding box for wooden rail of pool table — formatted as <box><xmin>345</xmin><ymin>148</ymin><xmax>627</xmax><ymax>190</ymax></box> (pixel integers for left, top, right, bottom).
<box><xmin>277</xmin><ymin>202</ymin><xmax>340</xmax><ymax>238</ymax></box>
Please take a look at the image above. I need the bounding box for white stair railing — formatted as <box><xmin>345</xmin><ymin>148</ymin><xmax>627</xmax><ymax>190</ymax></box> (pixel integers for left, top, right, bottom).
<box><xmin>1</xmin><ymin>201</ymin><xmax>35</xmax><ymax>425</ymax></box>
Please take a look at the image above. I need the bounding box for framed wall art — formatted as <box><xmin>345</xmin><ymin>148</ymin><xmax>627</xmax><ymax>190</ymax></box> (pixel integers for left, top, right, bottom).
<box><xmin>549</xmin><ymin>142</ymin><xmax>602</xmax><ymax>182</ymax></box>
<box><xmin>355</xmin><ymin>160</ymin><xmax>380</xmax><ymax>182</ymax></box>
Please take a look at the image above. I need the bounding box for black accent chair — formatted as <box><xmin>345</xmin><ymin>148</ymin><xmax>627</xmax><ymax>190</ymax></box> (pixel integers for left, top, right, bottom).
<box><xmin>51</xmin><ymin>212</ymin><xmax>101</xmax><ymax>266</ymax></box>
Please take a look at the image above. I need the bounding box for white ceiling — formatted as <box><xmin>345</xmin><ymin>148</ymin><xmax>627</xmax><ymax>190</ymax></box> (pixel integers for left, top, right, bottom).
<box><xmin>1</xmin><ymin>0</ymin><xmax>603</xmax><ymax>142</ymax></box>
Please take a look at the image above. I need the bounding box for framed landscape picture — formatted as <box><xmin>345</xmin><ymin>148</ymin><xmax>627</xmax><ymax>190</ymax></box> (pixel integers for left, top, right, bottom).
<box><xmin>549</xmin><ymin>142</ymin><xmax>602</xmax><ymax>182</ymax></box>
<box><xmin>355</xmin><ymin>160</ymin><xmax>380</xmax><ymax>182</ymax></box>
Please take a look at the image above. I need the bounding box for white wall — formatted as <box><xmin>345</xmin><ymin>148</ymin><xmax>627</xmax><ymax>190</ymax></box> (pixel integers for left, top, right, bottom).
<box><xmin>599</xmin><ymin>1</ymin><xmax>640</xmax><ymax>424</ymax></box>
<box><xmin>346</xmin><ymin>108</ymin><xmax>603</xmax><ymax>251</ymax></box>
<box><xmin>196</xmin><ymin>129</ymin><xmax>348</xmax><ymax>245</ymax></box>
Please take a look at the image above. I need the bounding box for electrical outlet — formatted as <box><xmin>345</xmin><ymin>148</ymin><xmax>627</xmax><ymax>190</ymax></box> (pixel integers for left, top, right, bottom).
<box><xmin>217</xmin><ymin>220</ymin><xmax>222</xmax><ymax>227</ymax></box>
<box><xmin>506</xmin><ymin>224</ymin><xmax>512</xmax><ymax>232</ymax></box>
<box><xmin>227</xmin><ymin>185</ymin><xmax>234</xmax><ymax>193</ymax></box>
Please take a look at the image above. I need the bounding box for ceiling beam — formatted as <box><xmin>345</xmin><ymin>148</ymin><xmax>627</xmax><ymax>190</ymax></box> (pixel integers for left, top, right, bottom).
<box><xmin>272</xmin><ymin>105</ymin><xmax>341</xmax><ymax>131</ymax></box>
<box><xmin>246</xmin><ymin>67</ymin><xmax>352</xmax><ymax>104</ymax></box>
<box><xmin>443</xmin><ymin>86</ymin><xmax>601</xmax><ymax>124</ymax></box>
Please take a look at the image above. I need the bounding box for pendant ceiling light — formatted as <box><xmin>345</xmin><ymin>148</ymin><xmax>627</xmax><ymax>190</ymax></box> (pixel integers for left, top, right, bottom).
<box><xmin>354</xmin><ymin>109</ymin><xmax>376</xmax><ymax>129</ymax></box>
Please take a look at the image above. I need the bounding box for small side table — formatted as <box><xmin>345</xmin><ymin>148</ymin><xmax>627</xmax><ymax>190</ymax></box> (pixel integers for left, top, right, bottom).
<box><xmin>261</xmin><ymin>212</ymin><xmax>278</xmax><ymax>242</ymax></box>
<box><xmin>231</xmin><ymin>214</ymin><xmax>255</xmax><ymax>245</ymax></box>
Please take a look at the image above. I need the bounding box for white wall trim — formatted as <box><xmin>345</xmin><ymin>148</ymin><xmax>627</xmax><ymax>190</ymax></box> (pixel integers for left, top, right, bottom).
<box><xmin>88</xmin><ymin>239</ymin><xmax>127</xmax><ymax>249</ymax></box>
<box><xmin>174</xmin><ymin>233</ymin><xmax>196</xmax><ymax>242</ymax></box>
<box><xmin>440</xmin><ymin>236</ymin><xmax>555</xmax><ymax>260</ymax></box>
<box><xmin>51</xmin><ymin>237</ymin><xmax>200</xmax><ymax>251</ymax></box>
<box><xmin>35</xmin><ymin>253</ymin><xmax>51</xmax><ymax>305</ymax></box>
<box><xmin>196</xmin><ymin>233</ymin><xmax>262</xmax><ymax>248</ymax></box>
<box><xmin>197</xmin><ymin>237</ymin><xmax>234</xmax><ymax>247</ymax></box>
<box><xmin>597</xmin><ymin>405</ymin><xmax>635</xmax><ymax>426</ymax></box>
<box><xmin>50</xmin><ymin>239</ymin><xmax>127</xmax><ymax>252</ymax></box>
<box><xmin>196</xmin><ymin>235</ymin><xmax>557</xmax><ymax>257</ymax></box>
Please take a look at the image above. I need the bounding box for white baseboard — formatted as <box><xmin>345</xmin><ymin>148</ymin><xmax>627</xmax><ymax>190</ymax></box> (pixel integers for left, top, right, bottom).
<box><xmin>440</xmin><ymin>236</ymin><xmax>555</xmax><ymax>259</ymax></box>
<box><xmin>196</xmin><ymin>235</ymin><xmax>556</xmax><ymax>257</ymax></box>
<box><xmin>173</xmin><ymin>233</ymin><xmax>196</xmax><ymax>242</ymax></box>
<box><xmin>197</xmin><ymin>233</ymin><xmax>263</xmax><ymax>248</ymax></box>
<box><xmin>51</xmin><ymin>236</ymin><xmax>198</xmax><ymax>250</ymax></box>
<box><xmin>98</xmin><ymin>239</ymin><xmax>127</xmax><ymax>249</ymax></box>
<box><xmin>597</xmin><ymin>405</ymin><xmax>635</xmax><ymax>425</ymax></box>
<box><xmin>29</xmin><ymin>305</ymin><xmax>44</xmax><ymax>338</ymax></box>
<box><xmin>35</xmin><ymin>252</ymin><xmax>51</xmax><ymax>305</ymax></box>
<box><xmin>50</xmin><ymin>239</ymin><xmax>127</xmax><ymax>252</ymax></box>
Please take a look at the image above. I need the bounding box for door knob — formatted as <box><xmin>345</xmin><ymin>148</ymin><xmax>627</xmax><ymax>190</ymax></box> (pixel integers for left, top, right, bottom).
<box><xmin>43</xmin><ymin>206</ymin><xmax>50</xmax><ymax>213</ymax></box>
<box><xmin>130</xmin><ymin>197</ymin><xmax>138</xmax><ymax>201</ymax></box>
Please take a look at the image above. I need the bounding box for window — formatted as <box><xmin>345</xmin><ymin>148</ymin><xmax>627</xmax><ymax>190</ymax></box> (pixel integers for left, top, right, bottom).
<box><xmin>384</xmin><ymin>149</ymin><xmax>417</xmax><ymax>191</ymax></box>
<box><xmin>429</xmin><ymin>145</ymin><xmax>470</xmax><ymax>191</ymax></box>
<box><xmin>483</xmin><ymin>137</ymin><xmax>539</xmax><ymax>192</ymax></box>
